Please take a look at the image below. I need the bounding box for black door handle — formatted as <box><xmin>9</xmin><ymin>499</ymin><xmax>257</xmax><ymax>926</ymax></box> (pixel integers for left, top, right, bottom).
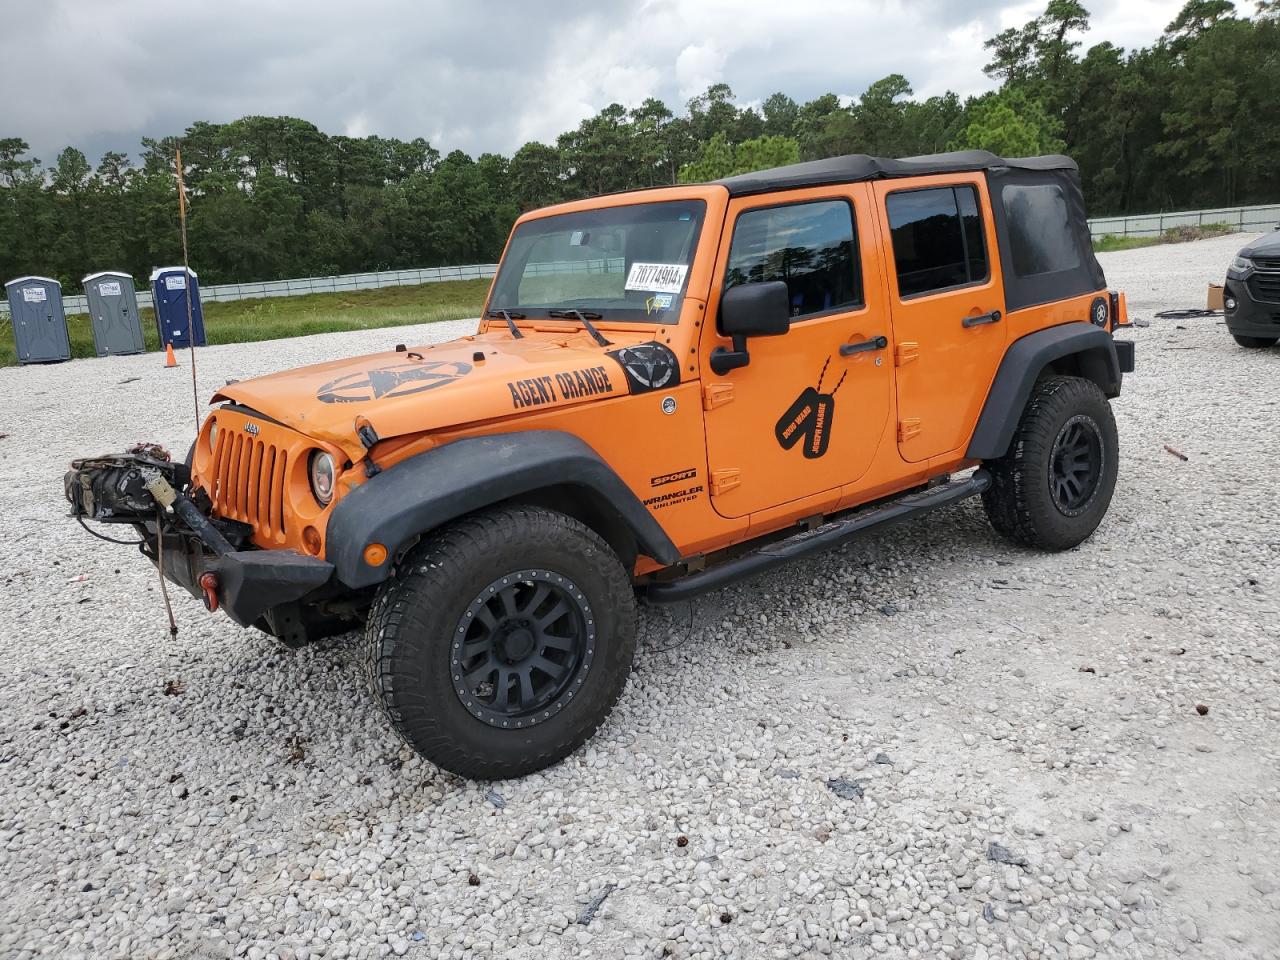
<box><xmin>962</xmin><ymin>309</ymin><xmax>1002</xmax><ymax>328</ymax></box>
<box><xmin>839</xmin><ymin>335</ymin><xmax>888</xmax><ymax>356</ymax></box>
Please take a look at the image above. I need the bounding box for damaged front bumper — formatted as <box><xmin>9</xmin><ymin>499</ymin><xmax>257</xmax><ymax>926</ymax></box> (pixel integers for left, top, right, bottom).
<box><xmin>65</xmin><ymin>449</ymin><xmax>333</xmax><ymax>632</ymax></box>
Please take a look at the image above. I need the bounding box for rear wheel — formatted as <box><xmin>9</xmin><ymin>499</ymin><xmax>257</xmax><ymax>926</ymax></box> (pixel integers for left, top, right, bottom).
<box><xmin>1232</xmin><ymin>334</ymin><xmax>1278</xmax><ymax>349</ymax></box>
<box><xmin>364</xmin><ymin>505</ymin><xmax>636</xmax><ymax>779</ymax></box>
<box><xmin>982</xmin><ymin>375</ymin><xmax>1119</xmax><ymax>551</ymax></box>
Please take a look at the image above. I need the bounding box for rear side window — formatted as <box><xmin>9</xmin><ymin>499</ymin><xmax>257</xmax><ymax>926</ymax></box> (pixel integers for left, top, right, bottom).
<box><xmin>725</xmin><ymin>199</ymin><xmax>861</xmax><ymax>318</ymax></box>
<box><xmin>1003</xmin><ymin>184</ymin><xmax>1081</xmax><ymax>277</ymax></box>
<box><xmin>886</xmin><ymin>185</ymin><xmax>988</xmax><ymax>297</ymax></box>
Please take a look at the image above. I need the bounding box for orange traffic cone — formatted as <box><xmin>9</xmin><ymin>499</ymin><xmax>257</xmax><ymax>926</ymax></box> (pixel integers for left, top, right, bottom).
<box><xmin>164</xmin><ymin>342</ymin><xmax>177</xmax><ymax>368</ymax></box>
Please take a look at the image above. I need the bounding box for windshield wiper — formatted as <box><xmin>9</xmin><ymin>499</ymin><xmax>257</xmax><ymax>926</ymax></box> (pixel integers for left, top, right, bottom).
<box><xmin>548</xmin><ymin>309</ymin><xmax>612</xmax><ymax>347</ymax></box>
<box><xmin>485</xmin><ymin>308</ymin><xmax>525</xmax><ymax>339</ymax></box>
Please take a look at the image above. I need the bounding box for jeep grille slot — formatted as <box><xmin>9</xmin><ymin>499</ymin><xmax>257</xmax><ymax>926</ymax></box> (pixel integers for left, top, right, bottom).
<box><xmin>208</xmin><ymin>430</ymin><xmax>287</xmax><ymax>541</ymax></box>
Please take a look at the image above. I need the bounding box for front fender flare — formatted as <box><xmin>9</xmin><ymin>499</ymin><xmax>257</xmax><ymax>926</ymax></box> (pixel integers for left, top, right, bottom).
<box><xmin>325</xmin><ymin>430</ymin><xmax>680</xmax><ymax>589</ymax></box>
<box><xmin>967</xmin><ymin>321</ymin><xmax>1123</xmax><ymax>461</ymax></box>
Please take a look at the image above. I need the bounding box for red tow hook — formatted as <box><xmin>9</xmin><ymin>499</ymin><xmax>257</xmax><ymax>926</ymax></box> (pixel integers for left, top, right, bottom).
<box><xmin>198</xmin><ymin>572</ymin><xmax>220</xmax><ymax>613</ymax></box>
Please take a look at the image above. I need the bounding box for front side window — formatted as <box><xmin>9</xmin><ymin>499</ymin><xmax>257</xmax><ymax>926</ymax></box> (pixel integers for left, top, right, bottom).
<box><xmin>724</xmin><ymin>199</ymin><xmax>861</xmax><ymax>319</ymax></box>
<box><xmin>886</xmin><ymin>185</ymin><xmax>989</xmax><ymax>298</ymax></box>
<box><xmin>1003</xmin><ymin>184</ymin><xmax>1081</xmax><ymax>277</ymax></box>
<box><xmin>488</xmin><ymin>200</ymin><xmax>705</xmax><ymax>322</ymax></box>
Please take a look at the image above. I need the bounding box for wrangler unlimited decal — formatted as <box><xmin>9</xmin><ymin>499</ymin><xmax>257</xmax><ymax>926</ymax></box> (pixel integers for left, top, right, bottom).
<box><xmin>507</xmin><ymin>365</ymin><xmax>614</xmax><ymax>409</ymax></box>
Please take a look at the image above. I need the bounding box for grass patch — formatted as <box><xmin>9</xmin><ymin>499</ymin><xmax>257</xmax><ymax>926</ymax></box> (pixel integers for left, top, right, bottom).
<box><xmin>0</xmin><ymin>277</ymin><xmax>488</xmax><ymax>368</ymax></box>
<box><xmin>1093</xmin><ymin>221</ymin><xmax>1236</xmax><ymax>253</ymax></box>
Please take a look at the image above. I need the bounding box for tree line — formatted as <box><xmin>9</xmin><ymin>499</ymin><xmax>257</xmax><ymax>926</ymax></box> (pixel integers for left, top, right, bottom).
<box><xmin>1</xmin><ymin>0</ymin><xmax>1276</xmax><ymax>290</ymax></box>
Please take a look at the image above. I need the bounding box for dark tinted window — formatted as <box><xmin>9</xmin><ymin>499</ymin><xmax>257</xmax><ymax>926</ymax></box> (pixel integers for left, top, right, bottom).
<box><xmin>725</xmin><ymin>200</ymin><xmax>860</xmax><ymax>318</ymax></box>
<box><xmin>1003</xmin><ymin>184</ymin><xmax>1081</xmax><ymax>277</ymax></box>
<box><xmin>886</xmin><ymin>186</ymin><xmax>988</xmax><ymax>297</ymax></box>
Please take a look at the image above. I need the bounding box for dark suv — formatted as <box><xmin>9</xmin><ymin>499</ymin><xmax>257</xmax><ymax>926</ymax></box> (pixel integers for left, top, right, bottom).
<box><xmin>1225</xmin><ymin>228</ymin><xmax>1280</xmax><ymax>348</ymax></box>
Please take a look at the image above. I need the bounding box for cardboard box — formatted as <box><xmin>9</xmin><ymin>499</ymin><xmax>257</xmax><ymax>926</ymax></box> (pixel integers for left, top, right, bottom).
<box><xmin>1207</xmin><ymin>283</ymin><xmax>1224</xmax><ymax>311</ymax></box>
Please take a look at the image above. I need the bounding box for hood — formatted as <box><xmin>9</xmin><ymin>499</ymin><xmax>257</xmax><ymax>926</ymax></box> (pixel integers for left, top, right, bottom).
<box><xmin>1241</xmin><ymin>228</ymin><xmax>1280</xmax><ymax>257</ymax></box>
<box><xmin>212</xmin><ymin>328</ymin><xmax>683</xmax><ymax>460</ymax></box>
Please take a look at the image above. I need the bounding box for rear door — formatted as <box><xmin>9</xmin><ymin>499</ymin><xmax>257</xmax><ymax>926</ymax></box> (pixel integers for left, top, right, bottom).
<box><xmin>872</xmin><ymin>174</ymin><xmax>1007</xmax><ymax>463</ymax></box>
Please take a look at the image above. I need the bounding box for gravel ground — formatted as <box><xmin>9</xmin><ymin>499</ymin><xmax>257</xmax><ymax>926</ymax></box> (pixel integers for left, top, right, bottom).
<box><xmin>2</xmin><ymin>231</ymin><xmax>1278</xmax><ymax>960</ymax></box>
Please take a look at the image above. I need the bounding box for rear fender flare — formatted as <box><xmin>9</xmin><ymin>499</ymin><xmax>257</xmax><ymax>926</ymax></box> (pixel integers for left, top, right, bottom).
<box><xmin>967</xmin><ymin>322</ymin><xmax>1122</xmax><ymax>461</ymax></box>
<box><xmin>325</xmin><ymin>430</ymin><xmax>680</xmax><ymax>589</ymax></box>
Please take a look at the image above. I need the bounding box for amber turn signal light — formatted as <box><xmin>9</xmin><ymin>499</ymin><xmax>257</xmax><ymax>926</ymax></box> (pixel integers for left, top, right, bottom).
<box><xmin>363</xmin><ymin>543</ymin><xmax>388</xmax><ymax>566</ymax></box>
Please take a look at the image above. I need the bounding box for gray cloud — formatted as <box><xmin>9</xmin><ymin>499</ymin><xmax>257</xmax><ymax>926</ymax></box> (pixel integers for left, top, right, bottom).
<box><xmin>2</xmin><ymin>0</ymin><xmax>1184</xmax><ymax>166</ymax></box>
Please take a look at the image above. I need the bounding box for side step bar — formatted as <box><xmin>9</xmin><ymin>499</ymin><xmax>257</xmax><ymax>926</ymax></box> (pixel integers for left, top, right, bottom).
<box><xmin>646</xmin><ymin>469</ymin><xmax>992</xmax><ymax>604</ymax></box>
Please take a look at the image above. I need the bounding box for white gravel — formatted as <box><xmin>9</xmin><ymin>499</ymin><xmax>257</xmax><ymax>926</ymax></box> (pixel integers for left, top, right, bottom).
<box><xmin>2</xmin><ymin>232</ymin><xmax>1278</xmax><ymax>960</ymax></box>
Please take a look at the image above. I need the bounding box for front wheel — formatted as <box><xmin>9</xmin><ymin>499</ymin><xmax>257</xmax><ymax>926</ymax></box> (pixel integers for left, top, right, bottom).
<box><xmin>364</xmin><ymin>505</ymin><xmax>637</xmax><ymax>779</ymax></box>
<box><xmin>1232</xmin><ymin>334</ymin><xmax>1278</xmax><ymax>349</ymax></box>
<box><xmin>982</xmin><ymin>375</ymin><xmax>1119</xmax><ymax>551</ymax></box>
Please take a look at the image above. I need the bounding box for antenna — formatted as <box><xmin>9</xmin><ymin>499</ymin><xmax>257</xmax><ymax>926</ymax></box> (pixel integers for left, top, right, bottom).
<box><xmin>174</xmin><ymin>146</ymin><xmax>200</xmax><ymax>432</ymax></box>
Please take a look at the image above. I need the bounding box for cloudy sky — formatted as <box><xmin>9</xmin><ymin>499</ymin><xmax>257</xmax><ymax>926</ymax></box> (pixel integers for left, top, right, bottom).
<box><xmin>6</xmin><ymin>0</ymin><xmax>1188</xmax><ymax>165</ymax></box>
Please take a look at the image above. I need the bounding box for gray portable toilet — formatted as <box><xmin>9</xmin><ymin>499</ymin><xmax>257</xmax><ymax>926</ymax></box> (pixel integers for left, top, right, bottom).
<box><xmin>5</xmin><ymin>276</ymin><xmax>71</xmax><ymax>363</ymax></box>
<box><xmin>83</xmin><ymin>271</ymin><xmax>145</xmax><ymax>356</ymax></box>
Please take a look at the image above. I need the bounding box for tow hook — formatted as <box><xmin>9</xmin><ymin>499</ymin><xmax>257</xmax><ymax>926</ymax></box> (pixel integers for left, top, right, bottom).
<box><xmin>198</xmin><ymin>572</ymin><xmax>220</xmax><ymax>612</ymax></box>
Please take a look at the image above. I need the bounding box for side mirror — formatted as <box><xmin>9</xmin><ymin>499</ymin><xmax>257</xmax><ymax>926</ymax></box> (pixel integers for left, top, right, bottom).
<box><xmin>711</xmin><ymin>281</ymin><xmax>791</xmax><ymax>374</ymax></box>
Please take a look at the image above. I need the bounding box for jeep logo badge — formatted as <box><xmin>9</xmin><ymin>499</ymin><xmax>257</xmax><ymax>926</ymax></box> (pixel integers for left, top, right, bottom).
<box><xmin>244</xmin><ymin>422</ymin><xmax>260</xmax><ymax>435</ymax></box>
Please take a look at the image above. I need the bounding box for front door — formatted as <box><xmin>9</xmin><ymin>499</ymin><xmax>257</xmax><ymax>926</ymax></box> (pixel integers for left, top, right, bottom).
<box><xmin>872</xmin><ymin>175</ymin><xmax>1007</xmax><ymax>463</ymax></box>
<box><xmin>701</xmin><ymin>186</ymin><xmax>893</xmax><ymax>519</ymax></box>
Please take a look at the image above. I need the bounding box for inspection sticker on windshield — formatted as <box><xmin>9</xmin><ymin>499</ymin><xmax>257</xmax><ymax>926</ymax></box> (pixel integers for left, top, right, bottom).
<box><xmin>625</xmin><ymin>262</ymin><xmax>688</xmax><ymax>294</ymax></box>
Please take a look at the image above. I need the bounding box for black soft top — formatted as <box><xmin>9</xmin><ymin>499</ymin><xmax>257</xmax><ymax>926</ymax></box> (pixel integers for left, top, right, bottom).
<box><xmin>715</xmin><ymin>150</ymin><xmax>1079</xmax><ymax>197</ymax></box>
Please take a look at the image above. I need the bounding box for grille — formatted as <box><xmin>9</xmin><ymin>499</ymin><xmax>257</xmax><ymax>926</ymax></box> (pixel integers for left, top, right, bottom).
<box><xmin>1248</xmin><ymin>273</ymin><xmax>1280</xmax><ymax>304</ymax></box>
<box><xmin>208</xmin><ymin>429</ymin><xmax>288</xmax><ymax>539</ymax></box>
<box><xmin>1253</xmin><ymin>257</ymin><xmax>1280</xmax><ymax>270</ymax></box>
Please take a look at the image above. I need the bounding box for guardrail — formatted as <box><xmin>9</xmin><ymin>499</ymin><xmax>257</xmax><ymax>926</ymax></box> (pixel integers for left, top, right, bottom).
<box><xmin>5</xmin><ymin>200</ymin><xmax>1280</xmax><ymax>319</ymax></box>
<box><xmin>1</xmin><ymin>263</ymin><xmax>498</xmax><ymax>318</ymax></box>
<box><xmin>1087</xmin><ymin>203</ymin><xmax>1280</xmax><ymax>240</ymax></box>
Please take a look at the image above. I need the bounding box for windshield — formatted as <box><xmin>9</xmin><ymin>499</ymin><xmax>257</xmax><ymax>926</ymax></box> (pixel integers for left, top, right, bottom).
<box><xmin>488</xmin><ymin>200</ymin><xmax>706</xmax><ymax>322</ymax></box>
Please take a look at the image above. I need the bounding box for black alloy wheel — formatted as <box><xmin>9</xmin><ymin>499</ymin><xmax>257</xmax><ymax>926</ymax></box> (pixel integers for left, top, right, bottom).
<box><xmin>1048</xmin><ymin>415</ymin><xmax>1104</xmax><ymax>517</ymax></box>
<box><xmin>451</xmin><ymin>570</ymin><xmax>594</xmax><ymax>728</ymax></box>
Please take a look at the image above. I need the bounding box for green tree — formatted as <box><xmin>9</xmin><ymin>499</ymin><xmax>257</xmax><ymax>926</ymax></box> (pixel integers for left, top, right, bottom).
<box><xmin>951</xmin><ymin>90</ymin><xmax>1066</xmax><ymax>156</ymax></box>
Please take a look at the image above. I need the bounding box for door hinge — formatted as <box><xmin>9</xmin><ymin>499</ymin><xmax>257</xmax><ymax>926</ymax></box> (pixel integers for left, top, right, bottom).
<box><xmin>703</xmin><ymin>382</ymin><xmax>735</xmax><ymax>410</ymax></box>
<box><xmin>898</xmin><ymin>418</ymin><xmax>922</xmax><ymax>442</ymax></box>
<box><xmin>895</xmin><ymin>341</ymin><xmax>920</xmax><ymax>366</ymax></box>
<box><xmin>710</xmin><ymin>468</ymin><xmax>741</xmax><ymax>496</ymax></box>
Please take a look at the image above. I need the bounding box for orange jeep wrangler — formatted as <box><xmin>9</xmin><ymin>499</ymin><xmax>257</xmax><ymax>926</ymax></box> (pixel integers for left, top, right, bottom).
<box><xmin>67</xmin><ymin>150</ymin><xmax>1134</xmax><ymax>779</ymax></box>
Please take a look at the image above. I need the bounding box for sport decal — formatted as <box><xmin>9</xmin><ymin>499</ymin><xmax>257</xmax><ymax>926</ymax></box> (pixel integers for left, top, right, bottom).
<box><xmin>650</xmin><ymin>467</ymin><xmax>697</xmax><ymax>488</ymax></box>
<box><xmin>508</xmin><ymin>365</ymin><xmax>614</xmax><ymax>409</ymax></box>
<box><xmin>606</xmin><ymin>342</ymin><xmax>680</xmax><ymax>394</ymax></box>
<box><xmin>775</xmin><ymin>357</ymin><xmax>846</xmax><ymax>460</ymax></box>
<box><xmin>625</xmin><ymin>262</ymin><xmax>688</xmax><ymax>294</ymax></box>
<box><xmin>317</xmin><ymin>360</ymin><xmax>472</xmax><ymax>403</ymax></box>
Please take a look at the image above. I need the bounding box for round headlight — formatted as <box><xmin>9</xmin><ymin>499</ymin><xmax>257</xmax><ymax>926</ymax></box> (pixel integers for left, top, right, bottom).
<box><xmin>309</xmin><ymin>451</ymin><xmax>336</xmax><ymax>506</ymax></box>
<box><xmin>208</xmin><ymin>419</ymin><xmax>218</xmax><ymax>450</ymax></box>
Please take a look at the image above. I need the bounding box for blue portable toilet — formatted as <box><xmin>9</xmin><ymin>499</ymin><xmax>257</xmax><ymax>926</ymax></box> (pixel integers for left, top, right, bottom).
<box><xmin>150</xmin><ymin>266</ymin><xmax>206</xmax><ymax>348</ymax></box>
<box><xmin>5</xmin><ymin>276</ymin><xmax>71</xmax><ymax>363</ymax></box>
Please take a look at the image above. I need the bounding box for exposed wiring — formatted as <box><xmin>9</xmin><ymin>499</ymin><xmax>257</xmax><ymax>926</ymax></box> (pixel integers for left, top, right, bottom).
<box><xmin>1153</xmin><ymin>308</ymin><xmax>1223</xmax><ymax>319</ymax></box>
<box><xmin>76</xmin><ymin>515</ymin><xmax>144</xmax><ymax>546</ymax></box>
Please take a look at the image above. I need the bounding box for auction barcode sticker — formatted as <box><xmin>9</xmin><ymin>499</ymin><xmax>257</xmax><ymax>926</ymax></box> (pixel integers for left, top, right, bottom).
<box><xmin>625</xmin><ymin>262</ymin><xmax>688</xmax><ymax>294</ymax></box>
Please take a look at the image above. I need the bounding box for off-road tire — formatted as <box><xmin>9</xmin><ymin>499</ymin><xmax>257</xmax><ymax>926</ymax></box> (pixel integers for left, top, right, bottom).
<box><xmin>1232</xmin><ymin>334</ymin><xmax>1278</xmax><ymax>349</ymax></box>
<box><xmin>982</xmin><ymin>375</ymin><xmax>1118</xmax><ymax>551</ymax></box>
<box><xmin>363</xmin><ymin>505</ymin><xmax>637</xmax><ymax>780</ymax></box>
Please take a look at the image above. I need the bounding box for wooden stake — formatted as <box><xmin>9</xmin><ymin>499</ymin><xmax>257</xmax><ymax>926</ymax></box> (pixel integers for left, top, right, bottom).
<box><xmin>175</xmin><ymin>147</ymin><xmax>199</xmax><ymax>432</ymax></box>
